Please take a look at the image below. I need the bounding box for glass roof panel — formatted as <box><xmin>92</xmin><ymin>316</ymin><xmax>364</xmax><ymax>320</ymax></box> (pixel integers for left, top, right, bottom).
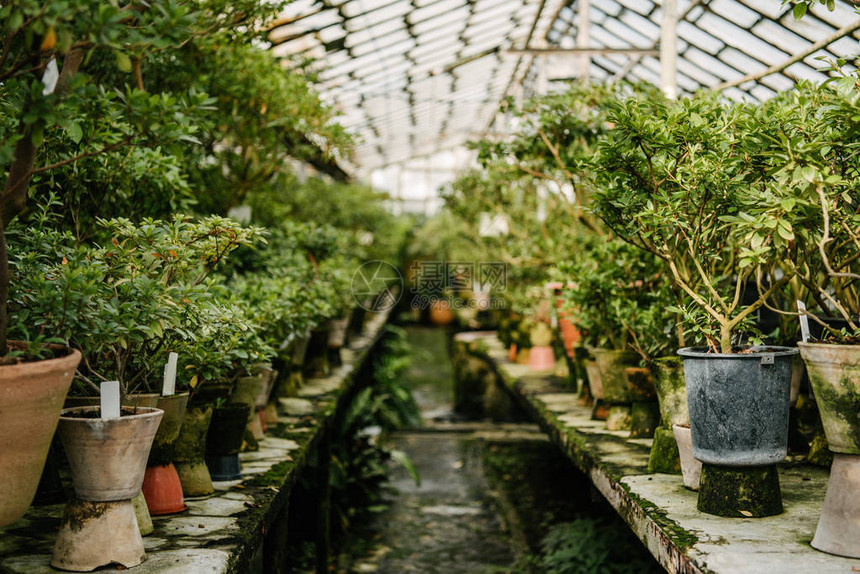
<box><xmin>270</xmin><ymin>0</ymin><xmax>860</xmax><ymax>175</ymax></box>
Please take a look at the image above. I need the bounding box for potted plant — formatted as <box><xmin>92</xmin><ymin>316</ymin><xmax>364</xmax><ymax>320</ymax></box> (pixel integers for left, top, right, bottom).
<box><xmin>51</xmin><ymin>405</ymin><xmax>163</xmax><ymax>571</ymax></box>
<box><xmin>765</xmin><ymin>79</ymin><xmax>860</xmax><ymax>557</ymax></box>
<box><xmin>560</xmin><ymin>239</ymin><xmax>662</xmax><ymax>433</ymax></box>
<box><xmin>593</xmin><ymin>91</ymin><xmax>809</xmax><ymax>517</ymax></box>
<box><xmin>0</xmin><ymin>1</ymin><xmax>216</xmax><ymax>531</ymax></box>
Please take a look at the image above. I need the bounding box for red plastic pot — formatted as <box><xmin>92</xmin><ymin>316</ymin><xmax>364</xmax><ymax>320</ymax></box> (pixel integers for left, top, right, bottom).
<box><xmin>141</xmin><ymin>463</ymin><xmax>187</xmax><ymax>515</ymax></box>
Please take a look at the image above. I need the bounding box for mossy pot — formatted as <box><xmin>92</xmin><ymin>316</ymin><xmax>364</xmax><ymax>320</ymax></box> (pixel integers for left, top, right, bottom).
<box><xmin>590</xmin><ymin>348</ymin><xmax>638</xmax><ymax>404</ymax></box>
<box><xmin>678</xmin><ymin>346</ymin><xmax>797</xmax><ymax>466</ymax></box>
<box><xmin>797</xmin><ymin>342</ymin><xmax>860</xmax><ymax>454</ymax></box>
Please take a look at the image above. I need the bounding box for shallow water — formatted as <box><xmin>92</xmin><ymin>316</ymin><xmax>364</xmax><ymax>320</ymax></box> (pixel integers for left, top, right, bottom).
<box><xmin>340</xmin><ymin>326</ymin><xmax>662</xmax><ymax>574</ymax></box>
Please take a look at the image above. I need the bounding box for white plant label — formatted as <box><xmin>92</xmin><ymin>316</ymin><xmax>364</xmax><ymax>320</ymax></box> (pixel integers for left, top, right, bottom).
<box><xmin>42</xmin><ymin>58</ymin><xmax>59</xmax><ymax>95</ymax></box>
<box><xmin>101</xmin><ymin>381</ymin><xmax>121</xmax><ymax>419</ymax></box>
<box><xmin>162</xmin><ymin>352</ymin><xmax>178</xmax><ymax>396</ymax></box>
<box><xmin>797</xmin><ymin>300</ymin><xmax>810</xmax><ymax>343</ymax></box>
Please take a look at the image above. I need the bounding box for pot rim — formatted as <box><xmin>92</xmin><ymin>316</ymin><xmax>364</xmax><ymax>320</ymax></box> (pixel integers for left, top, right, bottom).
<box><xmin>797</xmin><ymin>341</ymin><xmax>860</xmax><ymax>349</ymax></box>
<box><xmin>60</xmin><ymin>405</ymin><xmax>163</xmax><ymax>421</ymax></box>
<box><xmin>0</xmin><ymin>345</ymin><xmax>81</xmax><ymax>374</ymax></box>
<box><xmin>677</xmin><ymin>346</ymin><xmax>798</xmax><ymax>359</ymax></box>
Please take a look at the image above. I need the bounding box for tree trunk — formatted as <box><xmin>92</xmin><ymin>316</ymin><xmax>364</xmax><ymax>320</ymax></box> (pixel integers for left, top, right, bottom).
<box><xmin>0</xmin><ymin>49</ymin><xmax>84</xmax><ymax>356</ymax></box>
<box><xmin>720</xmin><ymin>324</ymin><xmax>732</xmax><ymax>354</ymax></box>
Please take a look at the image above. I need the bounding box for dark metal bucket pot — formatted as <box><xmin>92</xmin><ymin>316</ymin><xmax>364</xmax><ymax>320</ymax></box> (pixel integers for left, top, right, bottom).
<box><xmin>678</xmin><ymin>346</ymin><xmax>797</xmax><ymax>467</ymax></box>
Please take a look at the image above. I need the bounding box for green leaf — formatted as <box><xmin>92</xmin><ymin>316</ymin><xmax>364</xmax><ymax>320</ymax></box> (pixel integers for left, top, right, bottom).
<box><xmin>390</xmin><ymin>449</ymin><xmax>420</xmax><ymax>486</ymax></box>
<box><xmin>115</xmin><ymin>51</ymin><xmax>132</xmax><ymax>73</ymax></box>
<box><xmin>66</xmin><ymin>123</ymin><xmax>83</xmax><ymax>144</ymax></box>
<box><xmin>777</xmin><ymin>221</ymin><xmax>794</xmax><ymax>241</ymax></box>
<box><xmin>793</xmin><ymin>3</ymin><xmax>807</xmax><ymax>19</ymax></box>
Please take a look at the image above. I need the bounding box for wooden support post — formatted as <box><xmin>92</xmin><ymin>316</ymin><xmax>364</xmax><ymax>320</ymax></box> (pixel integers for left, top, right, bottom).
<box><xmin>263</xmin><ymin>502</ymin><xmax>291</xmax><ymax>574</ymax></box>
<box><xmin>577</xmin><ymin>0</ymin><xmax>591</xmax><ymax>80</ymax></box>
<box><xmin>660</xmin><ymin>0</ymin><xmax>678</xmax><ymax>100</ymax></box>
<box><xmin>314</xmin><ymin>426</ymin><xmax>331</xmax><ymax>574</ymax></box>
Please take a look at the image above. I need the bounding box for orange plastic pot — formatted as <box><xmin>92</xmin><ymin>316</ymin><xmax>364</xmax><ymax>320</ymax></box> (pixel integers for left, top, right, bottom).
<box><xmin>529</xmin><ymin>346</ymin><xmax>556</xmax><ymax>372</ymax></box>
<box><xmin>141</xmin><ymin>463</ymin><xmax>187</xmax><ymax>515</ymax></box>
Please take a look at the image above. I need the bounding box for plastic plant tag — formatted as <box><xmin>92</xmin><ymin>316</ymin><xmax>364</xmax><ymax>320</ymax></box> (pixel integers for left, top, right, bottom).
<box><xmin>101</xmin><ymin>381</ymin><xmax>121</xmax><ymax>419</ymax></box>
<box><xmin>162</xmin><ymin>352</ymin><xmax>178</xmax><ymax>396</ymax></box>
<box><xmin>797</xmin><ymin>300</ymin><xmax>810</xmax><ymax>343</ymax></box>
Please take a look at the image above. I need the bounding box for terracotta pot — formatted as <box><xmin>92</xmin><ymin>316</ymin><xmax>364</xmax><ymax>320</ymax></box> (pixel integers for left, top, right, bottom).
<box><xmin>252</xmin><ymin>365</ymin><xmax>278</xmax><ymax>410</ymax></box>
<box><xmin>583</xmin><ymin>359</ymin><xmax>604</xmax><ymax>400</ymax></box>
<box><xmin>798</xmin><ymin>342</ymin><xmax>860</xmax><ymax>454</ymax></box>
<box><xmin>673</xmin><ymin>424</ymin><xmax>702</xmax><ymax>491</ymax></box>
<box><xmin>173</xmin><ymin>406</ymin><xmax>214</xmax><ymax>497</ymax></box>
<box><xmin>530</xmin><ymin>322</ymin><xmax>553</xmax><ymax>347</ymax></box>
<box><xmin>232</xmin><ymin>375</ymin><xmax>266</xmax><ymax>440</ymax></box>
<box><xmin>590</xmin><ymin>348</ymin><xmax>638</xmax><ymax>404</ymax></box>
<box><xmin>429</xmin><ymin>300</ymin><xmax>454</xmax><ymax>326</ymax></box>
<box><xmin>141</xmin><ymin>463</ymin><xmax>186</xmax><ymax>515</ymax></box>
<box><xmin>291</xmin><ymin>335</ymin><xmax>311</xmax><ymax>368</ymax></box>
<box><xmin>810</xmin><ymin>453</ymin><xmax>860</xmax><ymax>558</ymax></box>
<box><xmin>129</xmin><ymin>393</ymin><xmax>189</xmax><ymax>465</ymax></box>
<box><xmin>0</xmin><ymin>346</ymin><xmax>81</xmax><ymax>528</ymax></box>
<box><xmin>651</xmin><ymin>356</ymin><xmax>688</xmax><ymax>428</ymax></box>
<box><xmin>58</xmin><ymin>406</ymin><xmax>163</xmax><ymax>501</ymax></box>
<box><xmin>51</xmin><ymin>498</ymin><xmax>145</xmax><ymax>571</ymax></box>
<box><xmin>797</xmin><ymin>343</ymin><xmax>860</xmax><ymax>558</ymax></box>
<box><xmin>528</xmin><ymin>346</ymin><xmax>556</xmax><ymax>372</ymax></box>
<box><xmin>139</xmin><ymin>395</ymin><xmax>188</xmax><ymax>516</ymax></box>
<box><xmin>558</xmin><ymin>317</ymin><xmax>580</xmax><ymax>358</ymax></box>
<box><xmin>327</xmin><ymin>314</ymin><xmax>351</xmax><ymax>349</ymax></box>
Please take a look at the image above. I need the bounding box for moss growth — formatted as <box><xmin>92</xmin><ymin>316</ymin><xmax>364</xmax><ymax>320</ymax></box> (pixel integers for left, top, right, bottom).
<box><xmin>808</xmin><ymin>430</ymin><xmax>834</xmax><ymax>467</ymax></box>
<box><xmin>623</xmin><ymin>488</ymin><xmax>699</xmax><ymax>552</ymax></box>
<box><xmin>629</xmin><ymin>401</ymin><xmax>659</xmax><ymax>438</ymax></box>
<box><xmin>698</xmin><ymin>464</ymin><xmax>783</xmax><ymax>518</ymax></box>
<box><xmin>63</xmin><ymin>499</ymin><xmax>112</xmax><ymax>533</ymax></box>
<box><xmin>647</xmin><ymin>427</ymin><xmax>681</xmax><ymax>474</ymax></box>
<box><xmin>606</xmin><ymin>405</ymin><xmax>632</xmax><ymax>431</ymax></box>
<box><xmin>247</xmin><ymin>459</ymin><xmax>297</xmax><ymax>488</ymax></box>
<box><xmin>806</xmin><ymin>367</ymin><xmax>860</xmax><ymax>451</ymax></box>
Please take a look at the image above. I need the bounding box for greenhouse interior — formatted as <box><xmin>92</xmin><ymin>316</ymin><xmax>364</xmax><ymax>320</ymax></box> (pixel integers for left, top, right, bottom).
<box><xmin>2</xmin><ymin>0</ymin><xmax>860</xmax><ymax>572</ymax></box>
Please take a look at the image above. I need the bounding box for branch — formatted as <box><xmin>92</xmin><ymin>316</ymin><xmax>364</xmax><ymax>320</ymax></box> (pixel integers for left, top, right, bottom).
<box><xmin>32</xmin><ymin>136</ymin><xmax>134</xmax><ymax>174</ymax></box>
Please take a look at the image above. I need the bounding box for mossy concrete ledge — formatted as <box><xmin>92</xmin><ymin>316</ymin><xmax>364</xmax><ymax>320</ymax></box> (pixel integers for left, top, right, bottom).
<box><xmin>455</xmin><ymin>332</ymin><xmax>860</xmax><ymax>574</ymax></box>
<box><xmin>0</xmin><ymin>310</ymin><xmax>392</xmax><ymax>574</ymax></box>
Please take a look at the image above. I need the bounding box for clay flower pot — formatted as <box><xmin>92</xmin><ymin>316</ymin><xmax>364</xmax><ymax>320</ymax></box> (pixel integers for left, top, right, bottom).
<box><xmin>52</xmin><ymin>406</ymin><xmax>163</xmax><ymax>571</ymax></box>
<box><xmin>625</xmin><ymin>367</ymin><xmax>659</xmax><ymax>439</ymax></box>
<box><xmin>0</xmin><ymin>346</ymin><xmax>81</xmax><ymax>528</ymax></box>
<box><xmin>528</xmin><ymin>322</ymin><xmax>555</xmax><ymax>372</ymax></box>
<box><xmin>327</xmin><ymin>314</ymin><xmax>351</xmax><ymax>349</ymax></box>
<box><xmin>232</xmin><ymin>374</ymin><xmax>266</xmax><ymax>441</ymax></box>
<box><xmin>590</xmin><ymin>348</ymin><xmax>638</xmax><ymax>431</ymax></box>
<box><xmin>797</xmin><ymin>342</ymin><xmax>860</xmax><ymax>558</ymax></box>
<box><xmin>131</xmin><ymin>393</ymin><xmax>189</xmax><ymax>516</ymax></box>
<box><xmin>58</xmin><ymin>406</ymin><xmax>164</xmax><ymax>501</ymax></box>
<box><xmin>673</xmin><ymin>424</ymin><xmax>702</xmax><ymax>491</ymax></box>
<box><xmin>648</xmin><ymin>356</ymin><xmax>687</xmax><ymax>475</ymax></box>
<box><xmin>429</xmin><ymin>300</ymin><xmax>454</xmax><ymax>326</ymax></box>
<box><xmin>173</xmin><ymin>406</ymin><xmax>215</xmax><ymax>497</ymax></box>
<box><xmin>583</xmin><ymin>358</ymin><xmax>607</xmax><ymax>421</ymax></box>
